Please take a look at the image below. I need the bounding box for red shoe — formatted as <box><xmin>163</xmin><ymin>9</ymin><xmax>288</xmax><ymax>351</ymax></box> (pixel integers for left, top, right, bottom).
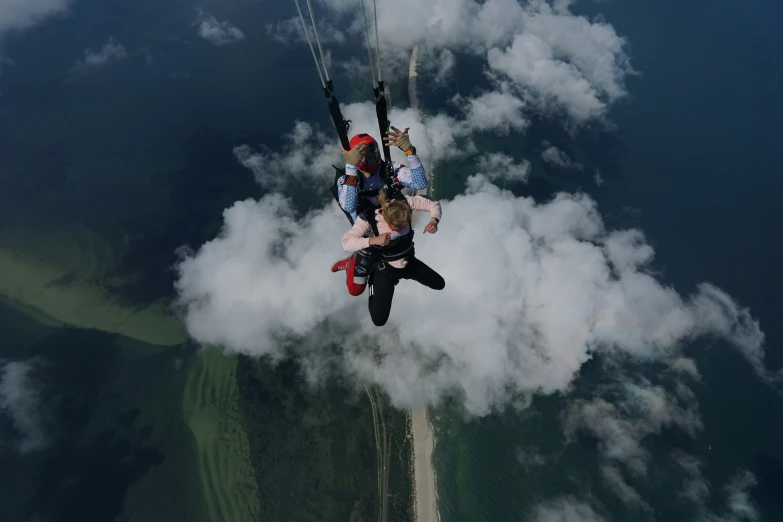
<box><xmin>331</xmin><ymin>256</ymin><xmax>352</xmax><ymax>272</ymax></box>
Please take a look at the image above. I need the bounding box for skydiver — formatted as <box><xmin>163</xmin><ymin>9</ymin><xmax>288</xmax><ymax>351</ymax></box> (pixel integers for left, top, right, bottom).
<box><xmin>336</xmin><ymin>126</ymin><xmax>427</xmax><ymax>223</ymax></box>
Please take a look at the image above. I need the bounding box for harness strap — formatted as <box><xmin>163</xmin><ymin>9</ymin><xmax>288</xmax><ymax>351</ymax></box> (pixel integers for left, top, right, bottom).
<box><xmin>362</xmin><ymin>207</ymin><xmax>380</xmax><ymax>237</ymax></box>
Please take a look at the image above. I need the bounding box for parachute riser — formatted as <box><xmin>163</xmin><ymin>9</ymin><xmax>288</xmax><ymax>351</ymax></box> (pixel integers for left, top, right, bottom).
<box><xmin>373</xmin><ymin>81</ymin><xmax>396</xmax><ymax>184</ymax></box>
<box><xmin>324</xmin><ymin>80</ymin><xmax>351</xmax><ymax>150</ymax></box>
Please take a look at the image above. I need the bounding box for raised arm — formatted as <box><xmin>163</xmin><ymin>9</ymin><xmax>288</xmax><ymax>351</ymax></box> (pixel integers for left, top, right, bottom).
<box><xmin>385</xmin><ymin>126</ymin><xmax>427</xmax><ymax>190</ymax></box>
<box><xmin>392</xmin><ymin>153</ymin><xmax>427</xmax><ymax>190</ymax></box>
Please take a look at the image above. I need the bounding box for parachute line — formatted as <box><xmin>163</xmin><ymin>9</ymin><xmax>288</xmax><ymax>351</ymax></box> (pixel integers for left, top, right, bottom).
<box><xmin>360</xmin><ymin>0</ymin><xmax>378</xmax><ymax>87</ymax></box>
<box><xmin>373</xmin><ymin>0</ymin><xmax>382</xmax><ymax>83</ymax></box>
<box><xmin>305</xmin><ymin>0</ymin><xmax>331</xmax><ymax>83</ymax></box>
<box><xmin>294</xmin><ymin>0</ymin><xmax>325</xmax><ymax>88</ymax></box>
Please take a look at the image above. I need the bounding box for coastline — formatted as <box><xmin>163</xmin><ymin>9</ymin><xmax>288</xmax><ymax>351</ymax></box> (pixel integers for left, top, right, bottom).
<box><xmin>408</xmin><ymin>44</ymin><xmax>439</xmax><ymax>522</ymax></box>
<box><xmin>410</xmin><ymin>407</ymin><xmax>438</xmax><ymax>522</ymax></box>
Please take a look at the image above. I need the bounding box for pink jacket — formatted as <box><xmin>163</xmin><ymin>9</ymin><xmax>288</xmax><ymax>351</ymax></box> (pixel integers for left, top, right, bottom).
<box><xmin>342</xmin><ymin>195</ymin><xmax>442</xmax><ymax>268</ymax></box>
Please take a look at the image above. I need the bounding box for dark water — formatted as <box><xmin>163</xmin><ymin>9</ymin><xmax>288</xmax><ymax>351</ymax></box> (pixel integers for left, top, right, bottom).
<box><xmin>0</xmin><ymin>0</ymin><xmax>332</xmax><ymax>303</ymax></box>
<box><xmin>0</xmin><ymin>305</ymin><xmax>207</xmax><ymax>522</ymax></box>
<box><xmin>432</xmin><ymin>1</ymin><xmax>783</xmax><ymax>521</ymax></box>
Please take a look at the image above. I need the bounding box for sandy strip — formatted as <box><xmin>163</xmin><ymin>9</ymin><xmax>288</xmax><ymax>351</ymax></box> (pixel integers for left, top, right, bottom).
<box><xmin>411</xmin><ymin>407</ymin><xmax>438</xmax><ymax>522</ymax></box>
<box><xmin>0</xmin><ymin>247</ymin><xmax>187</xmax><ymax>346</ymax></box>
<box><xmin>408</xmin><ymin>45</ymin><xmax>420</xmax><ymax>113</ymax></box>
<box><xmin>408</xmin><ymin>43</ymin><xmax>439</xmax><ymax>522</ymax></box>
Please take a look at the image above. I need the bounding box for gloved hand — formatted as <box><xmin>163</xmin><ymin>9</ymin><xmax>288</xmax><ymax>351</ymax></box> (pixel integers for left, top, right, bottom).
<box><xmin>384</xmin><ymin>126</ymin><xmax>412</xmax><ymax>152</ymax></box>
<box><xmin>340</xmin><ymin>141</ymin><xmax>366</xmax><ymax>168</ymax></box>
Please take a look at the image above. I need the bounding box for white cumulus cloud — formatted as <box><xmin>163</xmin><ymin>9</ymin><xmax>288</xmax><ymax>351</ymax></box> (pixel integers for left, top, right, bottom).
<box><xmin>541</xmin><ymin>144</ymin><xmax>582</xmax><ymax>170</ymax></box>
<box><xmin>282</xmin><ymin>0</ymin><xmax>634</xmax><ymax>124</ymax></box>
<box><xmin>476</xmin><ymin>152</ymin><xmax>531</xmax><ymax>182</ymax></box>
<box><xmin>175</xmin><ymin>147</ymin><xmax>767</xmax><ymax>415</ymax></box>
<box><xmin>233</xmin><ymin>121</ymin><xmax>338</xmax><ymax>191</ymax></box>
<box><xmin>195</xmin><ymin>9</ymin><xmax>245</xmax><ymax>47</ymax></box>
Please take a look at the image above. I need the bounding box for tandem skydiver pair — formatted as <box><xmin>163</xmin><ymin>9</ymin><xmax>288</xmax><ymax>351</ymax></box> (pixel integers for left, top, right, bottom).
<box><xmin>329</xmin><ymin>128</ymin><xmax>445</xmax><ymax>327</ymax></box>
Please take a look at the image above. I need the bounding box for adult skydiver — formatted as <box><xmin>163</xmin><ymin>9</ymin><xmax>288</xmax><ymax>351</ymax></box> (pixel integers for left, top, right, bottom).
<box><xmin>338</xmin><ymin>189</ymin><xmax>444</xmax><ymax>326</ymax></box>
<box><xmin>336</xmin><ymin>126</ymin><xmax>427</xmax><ymax>223</ymax></box>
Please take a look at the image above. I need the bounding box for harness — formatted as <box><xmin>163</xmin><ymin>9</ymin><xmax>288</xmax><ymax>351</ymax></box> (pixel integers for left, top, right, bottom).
<box><xmin>329</xmin><ymin>161</ymin><xmax>404</xmax><ymax>225</ymax></box>
<box><xmin>362</xmin><ymin>217</ymin><xmax>415</xmax><ymax>262</ymax></box>
<box><xmin>328</xmin><ymin>167</ymin><xmax>415</xmax><ymax>265</ymax></box>
<box><xmin>360</xmin><ymin>206</ymin><xmax>415</xmax><ymax>263</ymax></box>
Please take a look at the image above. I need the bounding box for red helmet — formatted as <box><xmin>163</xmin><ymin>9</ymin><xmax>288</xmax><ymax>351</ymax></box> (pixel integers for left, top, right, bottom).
<box><xmin>349</xmin><ymin>133</ymin><xmax>382</xmax><ymax>172</ymax></box>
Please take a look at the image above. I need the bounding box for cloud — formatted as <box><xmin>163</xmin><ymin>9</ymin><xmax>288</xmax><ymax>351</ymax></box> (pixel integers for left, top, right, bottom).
<box><xmin>231</xmin><ymin>93</ymin><xmax>531</xmax><ymax>193</ymax></box>
<box><xmin>176</xmin><ymin>139</ymin><xmax>767</xmax><ymax>416</ymax></box>
<box><xmin>528</xmin><ymin>496</ymin><xmax>607</xmax><ymax>522</ymax></box>
<box><xmin>668</xmin><ymin>357</ymin><xmax>702</xmax><ymax>382</ymax></box>
<box><xmin>719</xmin><ymin>472</ymin><xmax>759</xmax><ymax>522</ymax></box>
<box><xmin>287</xmin><ymin>0</ymin><xmax>635</xmax><ymax>124</ymax></box>
<box><xmin>195</xmin><ymin>9</ymin><xmax>245</xmax><ymax>47</ymax></box>
<box><xmin>488</xmin><ymin>32</ymin><xmax>606</xmax><ymax>121</ymax></box>
<box><xmin>672</xmin><ymin>451</ymin><xmax>711</xmax><ymax>506</ymax></box>
<box><xmin>564</xmin><ymin>382</ymin><xmax>702</xmax><ymax>477</ymax></box>
<box><xmin>0</xmin><ymin>0</ymin><xmax>69</xmax><ymax>39</ymax></box>
<box><xmin>476</xmin><ymin>152</ymin><xmax>531</xmax><ymax>182</ymax></box>
<box><xmin>671</xmin><ymin>452</ymin><xmax>759</xmax><ymax>522</ymax></box>
<box><xmin>561</xmin><ymin>370</ymin><xmax>763</xmax><ymax>516</ymax></box>
<box><xmin>558</xmin><ymin>369</ymin><xmax>713</xmax><ymax>508</ymax></box>
<box><xmin>174</xmin><ymin>194</ymin><xmax>352</xmax><ymax>357</ymax></box>
<box><xmin>72</xmin><ymin>37</ymin><xmax>127</xmax><ymax>71</ymax></box>
<box><xmin>233</xmin><ymin>121</ymin><xmax>339</xmax><ymax>191</ymax></box>
<box><xmin>416</xmin><ymin>47</ymin><xmax>456</xmax><ymax>86</ymax></box>
<box><xmin>0</xmin><ymin>359</ymin><xmax>48</xmax><ymax>453</ymax></box>
<box><xmin>541</xmin><ymin>144</ymin><xmax>582</xmax><ymax>170</ymax></box>
<box><xmin>552</xmin><ymin>0</ymin><xmax>575</xmax><ymax>14</ymax></box>
<box><xmin>453</xmin><ymin>88</ymin><xmax>529</xmax><ymax>135</ymax></box>
<box><xmin>593</xmin><ymin>168</ymin><xmax>604</xmax><ymax>186</ymax></box>
<box><xmin>600</xmin><ymin>464</ymin><xmax>652</xmax><ymax>512</ymax></box>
